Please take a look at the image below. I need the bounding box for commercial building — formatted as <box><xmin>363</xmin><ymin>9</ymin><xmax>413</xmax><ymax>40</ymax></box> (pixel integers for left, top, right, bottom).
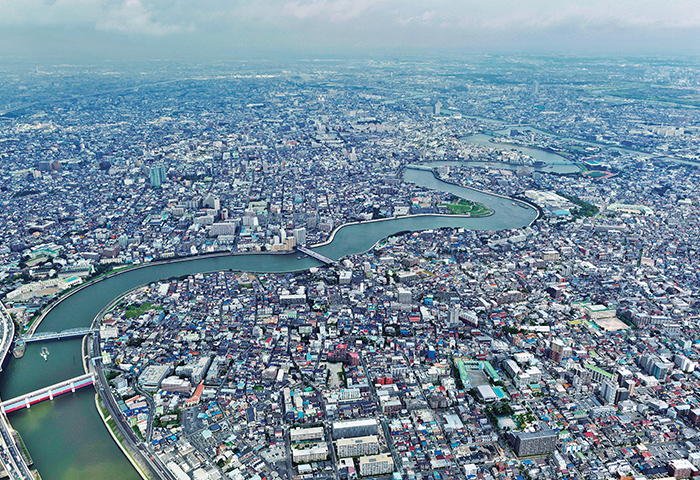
<box><xmin>512</xmin><ymin>429</ymin><xmax>558</xmax><ymax>457</ymax></box>
<box><xmin>160</xmin><ymin>376</ymin><xmax>192</xmax><ymax>394</ymax></box>
<box><xmin>138</xmin><ymin>365</ymin><xmax>173</xmax><ymax>392</ymax></box>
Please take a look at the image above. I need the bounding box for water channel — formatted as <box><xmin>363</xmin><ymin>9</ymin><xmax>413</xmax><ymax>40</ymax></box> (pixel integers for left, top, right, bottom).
<box><xmin>459</xmin><ymin>133</ymin><xmax>581</xmax><ymax>174</ymax></box>
<box><xmin>462</xmin><ymin>120</ymin><xmax>699</xmax><ymax>168</ymax></box>
<box><xmin>0</xmin><ymin>168</ymin><xmax>537</xmax><ymax>480</ymax></box>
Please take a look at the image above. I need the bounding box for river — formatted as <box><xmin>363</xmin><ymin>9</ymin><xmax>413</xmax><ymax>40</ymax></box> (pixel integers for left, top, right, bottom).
<box><xmin>462</xmin><ymin>123</ymin><xmax>699</xmax><ymax>168</ymax></box>
<box><xmin>460</xmin><ymin>133</ymin><xmax>581</xmax><ymax>174</ymax></box>
<box><xmin>0</xmin><ymin>168</ymin><xmax>536</xmax><ymax>480</ymax></box>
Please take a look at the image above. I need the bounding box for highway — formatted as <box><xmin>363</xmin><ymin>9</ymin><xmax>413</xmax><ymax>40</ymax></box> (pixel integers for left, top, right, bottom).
<box><xmin>0</xmin><ymin>302</ymin><xmax>32</xmax><ymax>479</ymax></box>
<box><xmin>0</xmin><ymin>411</ymin><xmax>34</xmax><ymax>480</ymax></box>
<box><xmin>0</xmin><ymin>301</ymin><xmax>15</xmax><ymax>372</ymax></box>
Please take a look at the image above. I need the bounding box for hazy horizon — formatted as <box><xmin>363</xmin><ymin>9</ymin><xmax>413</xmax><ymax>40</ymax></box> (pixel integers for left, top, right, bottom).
<box><xmin>1</xmin><ymin>0</ymin><xmax>700</xmax><ymax>61</ymax></box>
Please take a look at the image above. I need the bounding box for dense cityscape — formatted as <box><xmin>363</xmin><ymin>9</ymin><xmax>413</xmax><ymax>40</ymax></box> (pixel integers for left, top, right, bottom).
<box><xmin>0</xmin><ymin>56</ymin><xmax>700</xmax><ymax>480</ymax></box>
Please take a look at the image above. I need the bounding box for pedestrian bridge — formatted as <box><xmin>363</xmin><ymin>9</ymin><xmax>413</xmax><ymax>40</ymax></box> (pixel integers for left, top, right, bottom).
<box><xmin>1</xmin><ymin>373</ymin><xmax>95</xmax><ymax>414</ymax></box>
<box><xmin>21</xmin><ymin>327</ymin><xmax>96</xmax><ymax>343</ymax></box>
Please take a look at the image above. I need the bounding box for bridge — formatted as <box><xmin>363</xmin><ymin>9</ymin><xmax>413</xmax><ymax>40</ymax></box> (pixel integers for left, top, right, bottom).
<box><xmin>21</xmin><ymin>327</ymin><xmax>96</xmax><ymax>343</ymax></box>
<box><xmin>1</xmin><ymin>373</ymin><xmax>95</xmax><ymax>414</ymax></box>
<box><xmin>296</xmin><ymin>246</ymin><xmax>338</xmax><ymax>266</ymax></box>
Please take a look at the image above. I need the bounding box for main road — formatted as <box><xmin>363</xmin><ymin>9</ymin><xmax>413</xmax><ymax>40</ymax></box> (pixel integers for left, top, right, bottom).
<box><xmin>0</xmin><ymin>301</ymin><xmax>15</xmax><ymax>372</ymax></box>
<box><xmin>88</xmin><ymin>331</ymin><xmax>176</xmax><ymax>480</ymax></box>
<box><xmin>0</xmin><ymin>302</ymin><xmax>33</xmax><ymax>479</ymax></box>
<box><xmin>0</xmin><ymin>411</ymin><xmax>33</xmax><ymax>480</ymax></box>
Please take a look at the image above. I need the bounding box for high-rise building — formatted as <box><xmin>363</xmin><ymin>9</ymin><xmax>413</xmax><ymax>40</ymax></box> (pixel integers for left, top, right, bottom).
<box><xmin>397</xmin><ymin>288</ymin><xmax>412</xmax><ymax>304</ymax></box>
<box><xmin>292</xmin><ymin>227</ymin><xmax>307</xmax><ymax>246</ymax></box>
<box><xmin>290</xmin><ymin>427</ymin><xmax>324</xmax><ymax>443</ymax></box>
<box><xmin>668</xmin><ymin>459</ymin><xmax>693</xmax><ymax>479</ymax></box>
<box><xmin>600</xmin><ymin>379</ymin><xmax>629</xmax><ymax>405</ymax></box>
<box><xmin>203</xmin><ymin>193</ymin><xmax>220</xmax><ymax>210</ymax></box>
<box><xmin>149</xmin><ymin>164</ymin><xmax>167</xmax><ymax>187</ymax></box>
<box><xmin>549</xmin><ymin>339</ymin><xmax>566</xmax><ymax>363</ymax></box>
<box><xmin>292</xmin><ymin>443</ymin><xmax>328</xmax><ymax>463</ymax></box>
<box><xmin>448</xmin><ymin>305</ymin><xmax>461</xmax><ymax>327</ymax></box>
<box><xmin>434</xmin><ymin>102</ymin><xmax>442</xmax><ymax>115</ymax></box>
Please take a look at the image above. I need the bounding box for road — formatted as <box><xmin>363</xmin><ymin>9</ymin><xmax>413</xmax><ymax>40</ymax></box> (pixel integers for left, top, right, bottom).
<box><xmin>89</xmin><ymin>336</ymin><xmax>176</xmax><ymax>480</ymax></box>
<box><xmin>132</xmin><ymin>382</ymin><xmax>156</xmax><ymax>443</ymax></box>
<box><xmin>360</xmin><ymin>353</ymin><xmax>402</xmax><ymax>474</ymax></box>
<box><xmin>0</xmin><ymin>303</ymin><xmax>31</xmax><ymax>479</ymax></box>
<box><xmin>0</xmin><ymin>411</ymin><xmax>34</xmax><ymax>480</ymax></box>
<box><xmin>0</xmin><ymin>301</ymin><xmax>16</xmax><ymax>373</ymax></box>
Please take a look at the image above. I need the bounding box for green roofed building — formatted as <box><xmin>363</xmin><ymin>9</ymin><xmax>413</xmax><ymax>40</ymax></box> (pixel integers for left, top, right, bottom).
<box><xmin>584</xmin><ymin>363</ymin><xmax>615</xmax><ymax>383</ymax></box>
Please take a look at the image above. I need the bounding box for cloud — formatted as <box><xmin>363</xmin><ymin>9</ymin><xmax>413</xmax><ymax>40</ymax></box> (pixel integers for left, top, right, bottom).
<box><xmin>0</xmin><ymin>0</ymin><xmax>699</xmax><ymax>55</ymax></box>
<box><xmin>281</xmin><ymin>0</ymin><xmax>381</xmax><ymax>22</ymax></box>
<box><xmin>2</xmin><ymin>0</ymin><xmax>699</xmax><ymax>33</ymax></box>
<box><xmin>0</xmin><ymin>0</ymin><xmax>103</xmax><ymax>26</ymax></box>
<box><xmin>97</xmin><ymin>0</ymin><xmax>190</xmax><ymax>35</ymax></box>
<box><xmin>0</xmin><ymin>0</ymin><xmax>190</xmax><ymax>35</ymax></box>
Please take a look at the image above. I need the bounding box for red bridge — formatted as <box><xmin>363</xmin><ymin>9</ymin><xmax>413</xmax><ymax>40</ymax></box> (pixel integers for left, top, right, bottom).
<box><xmin>1</xmin><ymin>373</ymin><xmax>95</xmax><ymax>414</ymax></box>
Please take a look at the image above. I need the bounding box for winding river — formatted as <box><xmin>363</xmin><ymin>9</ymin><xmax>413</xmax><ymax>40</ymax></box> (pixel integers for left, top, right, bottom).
<box><xmin>0</xmin><ymin>168</ymin><xmax>537</xmax><ymax>480</ymax></box>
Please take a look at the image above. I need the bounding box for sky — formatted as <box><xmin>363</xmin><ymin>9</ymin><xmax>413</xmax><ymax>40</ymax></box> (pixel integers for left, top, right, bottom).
<box><xmin>1</xmin><ymin>0</ymin><xmax>699</xmax><ymax>60</ymax></box>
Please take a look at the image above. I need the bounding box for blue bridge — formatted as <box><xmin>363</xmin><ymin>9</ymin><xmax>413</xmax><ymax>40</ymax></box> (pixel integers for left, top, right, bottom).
<box><xmin>21</xmin><ymin>327</ymin><xmax>97</xmax><ymax>343</ymax></box>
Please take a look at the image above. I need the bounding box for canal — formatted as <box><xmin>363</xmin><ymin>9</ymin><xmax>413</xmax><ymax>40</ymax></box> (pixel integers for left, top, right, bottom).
<box><xmin>0</xmin><ymin>168</ymin><xmax>537</xmax><ymax>479</ymax></box>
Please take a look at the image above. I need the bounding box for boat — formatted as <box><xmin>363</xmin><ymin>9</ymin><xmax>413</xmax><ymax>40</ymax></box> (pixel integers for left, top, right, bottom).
<box><xmin>40</xmin><ymin>346</ymin><xmax>49</xmax><ymax>362</ymax></box>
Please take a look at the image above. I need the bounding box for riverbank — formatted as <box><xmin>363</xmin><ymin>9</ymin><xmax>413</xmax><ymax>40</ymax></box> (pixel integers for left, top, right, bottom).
<box><xmin>308</xmin><ymin>210</ymin><xmax>492</xmax><ymax>250</ymax></box>
<box><xmin>86</xmin><ymin>289</ymin><xmax>158</xmax><ymax>480</ymax></box>
<box><xmin>405</xmin><ymin>165</ymin><xmax>541</xmax><ymax>226</ymax></box>
<box><xmin>21</xmin><ymin>165</ymin><xmax>541</xmax><ymax>337</ymax></box>
<box><xmin>94</xmin><ymin>395</ymin><xmax>150</xmax><ymax>480</ymax></box>
<box><xmin>24</xmin><ymin>249</ymin><xmax>304</xmax><ymax>336</ymax></box>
